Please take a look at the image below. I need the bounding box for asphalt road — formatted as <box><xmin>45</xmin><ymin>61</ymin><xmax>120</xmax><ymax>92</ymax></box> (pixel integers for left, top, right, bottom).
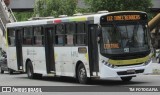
<box><xmin>0</xmin><ymin>72</ymin><xmax>160</xmax><ymax>86</ymax></box>
<box><xmin>0</xmin><ymin>72</ymin><xmax>160</xmax><ymax>95</ymax></box>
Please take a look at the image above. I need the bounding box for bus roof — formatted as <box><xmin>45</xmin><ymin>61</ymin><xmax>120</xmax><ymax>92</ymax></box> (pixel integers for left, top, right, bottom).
<box><xmin>6</xmin><ymin>11</ymin><xmax>146</xmax><ymax>28</ymax></box>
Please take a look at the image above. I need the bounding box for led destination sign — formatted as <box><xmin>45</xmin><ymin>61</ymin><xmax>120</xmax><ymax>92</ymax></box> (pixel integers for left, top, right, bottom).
<box><xmin>100</xmin><ymin>12</ymin><xmax>147</xmax><ymax>23</ymax></box>
<box><xmin>106</xmin><ymin>15</ymin><xmax>141</xmax><ymax>21</ymax></box>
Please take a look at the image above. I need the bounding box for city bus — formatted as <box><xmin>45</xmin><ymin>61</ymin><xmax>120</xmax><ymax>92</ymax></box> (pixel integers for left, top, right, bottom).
<box><xmin>6</xmin><ymin>11</ymin><xmax>153</xmax><ymax>84</ymax></box>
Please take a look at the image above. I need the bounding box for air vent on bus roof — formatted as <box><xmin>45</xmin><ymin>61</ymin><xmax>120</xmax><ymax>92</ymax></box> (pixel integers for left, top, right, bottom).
<box><xmin>97</xmin><ymin>10</ymin><xmax>108</xmax><ymax>14</ymax></box>
<box><xmin>73</xmin><ymin>13</ymin><xmax>83</xmax><ymax>16</ymax></box>
<box><xmin>59</xmin><ymin>15</ymin><xmax>68</xmax><ymax>18</ymax></box>
<box><xmin>28</xmin><ymin>16</ymin><xmax>54</xmax><ymax>20</ymax></box>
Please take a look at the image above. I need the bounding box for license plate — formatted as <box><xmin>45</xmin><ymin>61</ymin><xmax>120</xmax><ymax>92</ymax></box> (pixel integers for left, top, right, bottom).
<box><xmin>127</xmin><ymin>69</ymin><xmax>135</xmax><ymax>73</ymax></box>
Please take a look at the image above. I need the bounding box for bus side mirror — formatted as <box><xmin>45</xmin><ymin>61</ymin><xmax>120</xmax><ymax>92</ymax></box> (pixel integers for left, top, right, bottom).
<box><xmin>97</xmin><ymin>28</ymin><xmax>102</xmax><ymax>43</ymax></box>
<box><xmin>2</xmin><ymin>51</ymin><xmax>7</xmax><ymax>58</ymax></box>
<box><xmin>97</xmin><ymin>37</ymin><xmax>100</xmax><ymax>43</ymax></box>
<box><xmin>97</xmin><ymin>28</ymin><xmax>102</xmax><ymax>36</ymax></box>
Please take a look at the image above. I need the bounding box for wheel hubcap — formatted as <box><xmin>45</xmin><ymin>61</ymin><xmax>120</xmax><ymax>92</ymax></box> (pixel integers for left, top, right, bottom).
<box><xmin>157</xmin><ymin>58</ymin><xmax>159</xmax><ymax>63</ymax></box>
<box><xmin>79</xmin><ymin>68</ymin><xmax>86</xmax><ymax>81</ymax></box>
<box><xmin>28</xmin><ymin>67</ymin><xmax>31</xmax><ymax>77</ymax></box>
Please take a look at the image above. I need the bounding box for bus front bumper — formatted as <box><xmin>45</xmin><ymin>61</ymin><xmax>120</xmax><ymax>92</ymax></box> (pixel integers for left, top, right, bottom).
<box><xmin>99</xmin><ymin>60</ymin><xmax>152</xmax><ymax>79</ymax></box>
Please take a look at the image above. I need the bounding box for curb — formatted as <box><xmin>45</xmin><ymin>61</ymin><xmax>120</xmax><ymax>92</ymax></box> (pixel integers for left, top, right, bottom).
<box><xmin>152</xmin><ymin>69</ymin><xmax>160</xmax><ymax>75</ymax></box>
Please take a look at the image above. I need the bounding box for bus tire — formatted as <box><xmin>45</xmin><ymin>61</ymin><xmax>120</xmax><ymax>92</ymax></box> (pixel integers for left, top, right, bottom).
<box><xmin>1</xmin><ymin>67</ymin><xmax>4</xmax><ymax>74</ymax></box>
<box><xmin>8</xmin><ymin>69</ymin><xmax>13</xmax><ymax>74</ymax></box>
<box><xmin>121</xmin><ymin>77</ymin><xmax>132</xmax><ymax>82</ymax></box>
<box><xmin>156</xmin><ymin>57</ymin><xmax>160</xmax><ymax>63</ymax></box>
<box><xmin>77</xmin><ymin>63</ymin><xmax>88</xmax><ymax>84</ymax></box>
<box><xmin>27</xmin><ymin>61</ymin><xmax>35</xmax><ymax>79</ymax></box>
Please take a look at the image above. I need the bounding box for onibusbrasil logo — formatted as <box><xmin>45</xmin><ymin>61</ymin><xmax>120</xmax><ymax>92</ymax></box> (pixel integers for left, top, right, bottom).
<box><xmin>2</xmin><ymin>87</ymin><xmax>42</xmax><ymax>93</ymax></box>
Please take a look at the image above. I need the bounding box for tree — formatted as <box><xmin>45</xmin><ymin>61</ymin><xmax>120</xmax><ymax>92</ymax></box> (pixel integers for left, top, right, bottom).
<box><xmin>34</xmin><ymin>0</ymin><xmax>77</xmax><ymax>17</ymax></box>
<box><xmin>14</xmin><ymin>0</ymin><xmax>153</xmax><ymax>21</ymax></box>
<box><xmin>85</xmin><ymin>0</ymin><xmax>152</xmax><ymax>12</ymax></box>
<box><xmin>14</xmin><ymin>12</ymin><xmax>33</xmax><ymax>21</ymax></box>
<box><xmin>14</xmin><ymin>0</ymin><xmax>77</xmax><ymax>21</ymax></box>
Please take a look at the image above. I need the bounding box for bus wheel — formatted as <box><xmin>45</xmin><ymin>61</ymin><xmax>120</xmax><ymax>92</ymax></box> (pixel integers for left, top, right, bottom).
<box><xmin>0</xmin><ymin>67</ymin><xmax>4</xmax><ymax>74</ymax></box>
<box><xmin>77</xmin><ymin>64</ymin><xmax>88</xmax><ymax>84</ymax></box>
<box><xmin>156</xmin><ymin>57</ymin><xmax>160</xmax><ymax>63</ymax></box>
<box><xmin>121</xmin><ymin>77</ymin><xmax>132</xmax><ymax>82</ymax></box>
<box><xmin>8</xmin><ymin>69</ymin><xmax>13</xmax><ymax>74</ymax></box>
<box><xmin>27</xmin><ymin>61</ymin><xmax>35</xmax><ymax>79</ymax></box>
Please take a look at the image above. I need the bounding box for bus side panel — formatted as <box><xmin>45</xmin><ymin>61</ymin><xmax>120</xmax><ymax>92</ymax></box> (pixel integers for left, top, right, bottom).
<box><xmin>7</xmin><ymin>47</ymin><xmax>18</xmax><ymax>71</ymax></box>
<box><xmin>33</xmin><ymin>47</ymin><xmax>47</xmax><ymax>74</ymax></box>
<box><xmin>72</xmin><ymin>46</ymin><xmax>90</xmax><ymax>77</ymax></box>
<box><xmin>22</xmin><ymin>47</ymin><xmax>34</xmax><ymax>72</ymax></box>
<box><xmin>54</xmin><ymin>47</ymin><xmax>73</xmax><ymax>76</ymax></box>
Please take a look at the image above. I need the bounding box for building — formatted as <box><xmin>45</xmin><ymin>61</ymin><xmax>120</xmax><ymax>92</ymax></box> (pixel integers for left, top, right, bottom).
<box><xmin>150</xmin><ymin>0</ymin><xmax>160</xmax><ymax>12</ymax></box>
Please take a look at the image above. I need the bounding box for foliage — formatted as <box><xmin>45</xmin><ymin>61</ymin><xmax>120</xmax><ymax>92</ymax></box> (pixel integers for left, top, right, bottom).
<box><xmin>84</xmin><ymin>0</ymin><xmax>152</xmax><ymax>12</ymax></box>
<box><xmin>14</xmin><ymin>12</ymin><xmax>33</xmax><ymax>21</ymax></box>
<box><xmin>75</xmin><ymin>8</ymin><xmax>91</xmax><ymax>13</ymax></box>
<box><xmin>84</xmin><ymin>0</ymin><xmax>155</xmax><ymax>20</ymax></box>
<box><xmin>34</xmin><ymin>0</ymin><xmax>77</xmax><ymax>17</ymax></box>
<box><xmin>14</xmin><ymin>0</ymin><xmax>155</xmax><ymax>21</ymax></box>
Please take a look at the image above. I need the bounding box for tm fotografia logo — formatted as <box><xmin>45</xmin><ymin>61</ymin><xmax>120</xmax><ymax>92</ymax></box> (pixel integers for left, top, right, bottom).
<box><xmin>129</xmin><ymin>87</ymin><xmax>159</xmax><ymax>92</ymax></box>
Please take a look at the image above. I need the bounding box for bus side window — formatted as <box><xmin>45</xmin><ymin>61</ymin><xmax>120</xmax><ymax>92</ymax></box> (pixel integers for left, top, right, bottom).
<box><xmin>23</xmin><ymin>27</ymin><xmax>33</xmax><ymax>45</ymax></box>
<box><xmin>66</xmin><ymin>23</ymin><xmax>75</xmax><ymax>45</ymax></box>
<box><xmin>8</xmin><ymin>29</ymin><xmax>15</xmax><ymax>46</ymax></box>
<box><xmin>55</xmin><ymin>24</ymin><xmax>65</xmax><ymax>45</ymax></box>
<box><xmin>33</xmin><ymin>26</ymin><xmax>43</xmax><ymax>45</ymax></box>
<box><xmin>76</xmin><ymin>23</ymin><xmax>86</xmax><ymax>45</ymax></box>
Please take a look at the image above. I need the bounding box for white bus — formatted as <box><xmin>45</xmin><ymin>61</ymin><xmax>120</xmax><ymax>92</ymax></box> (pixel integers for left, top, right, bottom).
<box><xmin>6</xmin><ymin>11</ymin><xmax>153</xmax><ymax>84</ymax></box>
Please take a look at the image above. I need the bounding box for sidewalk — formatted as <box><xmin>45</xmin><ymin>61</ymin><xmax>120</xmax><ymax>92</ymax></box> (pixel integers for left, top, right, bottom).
<box><xmin>151</xmin><ymin>58</ymin><xmax>160</xmax><ymax>75</ymax></box>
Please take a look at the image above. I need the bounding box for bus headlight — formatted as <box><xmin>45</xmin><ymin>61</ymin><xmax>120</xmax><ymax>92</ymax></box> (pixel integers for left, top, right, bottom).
<box><xmin>143</xmin><ymin>59</ymin><xmax>151</xmax><ymax>66</ymax></box>
<box><xmin>102</xmin><ymin>60</ymin><xmax>116</xmax><ymax>68</ymax></box>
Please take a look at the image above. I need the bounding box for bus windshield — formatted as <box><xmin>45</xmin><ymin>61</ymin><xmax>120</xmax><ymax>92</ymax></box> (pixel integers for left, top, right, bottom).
<box><xmin>100</xmin><ymin>22</ymin><xmax>150</xmax><ymax>55</ymax></box>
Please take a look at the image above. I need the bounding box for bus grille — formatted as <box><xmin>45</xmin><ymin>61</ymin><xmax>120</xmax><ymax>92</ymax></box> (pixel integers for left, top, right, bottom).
<box><xmin>117</xmin><ymin>69</ymin><xmax>144</xmax><ymax>75</ymax></box>
<box><xmin>116</xmin><ymin>63</ymin><xmax>143</xmax><ymax>67</ymax></box>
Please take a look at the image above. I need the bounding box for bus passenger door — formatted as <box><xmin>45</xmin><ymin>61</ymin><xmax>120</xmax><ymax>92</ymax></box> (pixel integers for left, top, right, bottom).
<box><xmin>15</xmin><ymin>29</ymin><xmax>23</xmax><ymax>71</ymax></box>
<box><xmin>88</xmin><ymin>25</ymin><xmax>99</xmax><ymax>76</ymax></box>
<box><xmin>44</xmin><ymin>27</ymin><xmax>55</xmax><ymax>73</ymax></box>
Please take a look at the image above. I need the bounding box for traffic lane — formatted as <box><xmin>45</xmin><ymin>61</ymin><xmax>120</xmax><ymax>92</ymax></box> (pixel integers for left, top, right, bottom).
<box><xmin>1</xmin><ymin>72</ymin><xmax>160</xmax><ymax>86</ymax></box>
<box><xmin>1</xmin><ymin>73</ymin><xmax>160</xmax><ymax>95</ymax></box>
<box><xmin>0</xmin><ymin>73</ymin><xmax>83</xmax><ymax>86</ymax></box>
<box><xmin>18</xmin><ymin>75</ymin><xmax>160</xmax><ymax>86</ymax></box>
